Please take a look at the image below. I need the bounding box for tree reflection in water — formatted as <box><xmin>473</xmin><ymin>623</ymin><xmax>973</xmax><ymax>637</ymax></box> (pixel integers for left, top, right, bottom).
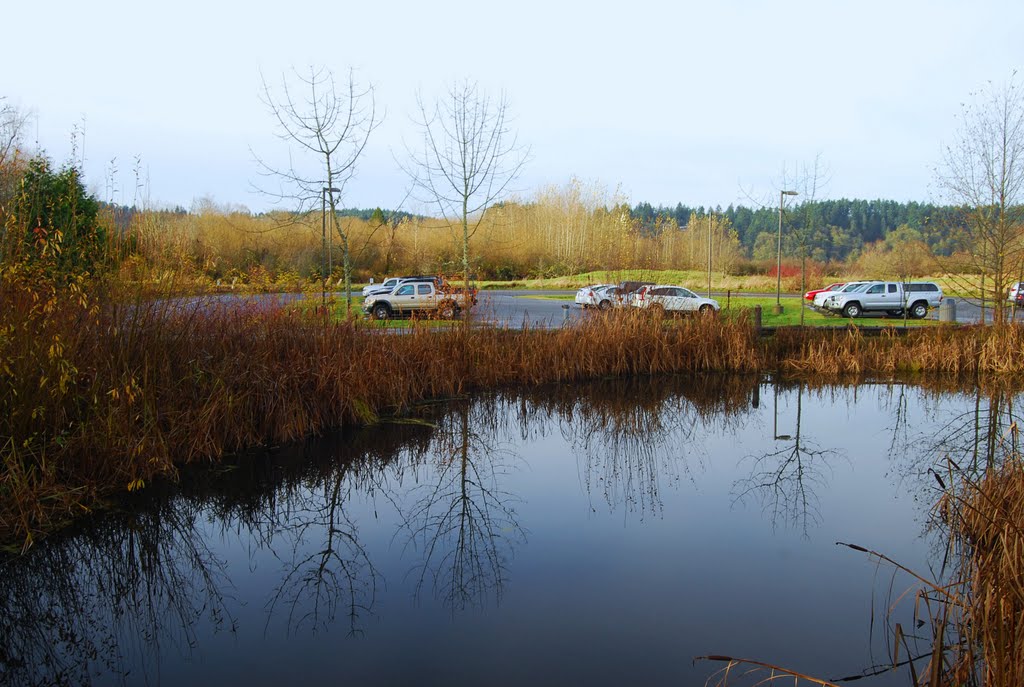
<box><xmin>733</xmin><ymin>381</ymin><xmax>844</xmax><ymax>535</ymax></box>
<box><xmin>0</xmin><ymin>498</ymin><xmax>232</xmax><ymax>686</ymax></box>
<box><xmin>213</xmin><ymin>424</ymin><xmax>436</xmax><ymax>636</ymax></box>
<box><xmin>887</xmin><ymin>384</ymin><xmax>1023</xmax><ymax>487</ymax></box>
<box><xmin>399</xmin><ymin>400</ymin><xmax>525</xmax><ymax>612</ymax></box>
<box><xmin>544</xmin><ymin>375</ymin><xmax>757</xmax><ymax>519</ymax></box>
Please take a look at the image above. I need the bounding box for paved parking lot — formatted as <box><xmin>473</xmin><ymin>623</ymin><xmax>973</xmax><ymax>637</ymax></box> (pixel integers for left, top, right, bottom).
<box><xmin>473</xmin><ymin>291</ymin><xmax>1006</xmax><ymax>327</ymax></box>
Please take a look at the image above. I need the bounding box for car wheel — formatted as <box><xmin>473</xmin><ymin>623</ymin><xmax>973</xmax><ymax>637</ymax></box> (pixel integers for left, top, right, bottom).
<box><xmin>598</xmin><ymin>300</ymin><xmax>611</xmax><ymax>311</ymax></box>
<box><xmin>437</xmin><ymin>300</ymin><xmax>457</xmax><ymax>320</ymax></box>
<box><xmin>842</xmin><ymin>303</ymin><xmax>861</xmax><ymax>318</ymax></box>
<box><xmin>372</xmin><ymin>303</ymin><xmax>391</xmax><ymax>321</ymax></box>
<box><xmin>910</xmin><ymin>301</ymin><xmax>928</xmax><ymax>319</ymax></box>
<box><xmin>699</xmin><ymin>304</ymin><xmax>715</xmax><ymax>315</ymax></box>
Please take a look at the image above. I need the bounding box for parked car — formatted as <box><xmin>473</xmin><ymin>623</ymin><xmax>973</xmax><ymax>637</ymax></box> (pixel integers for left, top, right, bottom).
<box><xmin>575</xmin><ymin>284</ymin><xmax>616</xmax><ymax>309</ymax></box>
<box><xmin>1009</xmin><ymin>282</ymin><xmax>1022</xmax><ymax>305</ymax></box>
<box><xmin>362</xmin><ymin>275</ymin><xmax>440</xmax><ymax>298</ymax></box>
<box><xmin>822</xmin><ymin>281</ymin><xmax>943</xmax><ymax>319</ymax></box>
<box><xmin>363</xmin><ymin>278</ymin><xmax>476</xmax><ymax>320</ymax></box>
<box><xmin>810</xmin><ymin>281</ymin><xmax>873</xmax><ymax>312</ymax></box>
<box><xmin>631</xmin><ymin>285</ymin><xmax>720</xmax><ymax>315</ymax></box>
<box><xmin>804</xmin><ymin>282</ymin><xmax>845</xmax><ymax>302</ymax></box>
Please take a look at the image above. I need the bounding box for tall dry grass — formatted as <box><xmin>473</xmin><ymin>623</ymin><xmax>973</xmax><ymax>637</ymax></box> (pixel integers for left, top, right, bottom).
<box><xmin>119</xmin><ymin>180</ymin><xmax>757</xmax><ymax>287</ymax></box>
<box><xmin>927</xmin><ymin>446</ymin><xmax>1024</xmax><ymax>687</ymax></box>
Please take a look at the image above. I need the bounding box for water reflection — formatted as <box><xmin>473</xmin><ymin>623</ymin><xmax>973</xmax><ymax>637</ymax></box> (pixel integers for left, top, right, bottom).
<box><xmin>0</xmin><ymin>376</ymin><xmax>1010</xmax><ymax>686</ymax></box>
<box><xmin>0</xmin><ymin>497</ymin><xmax>232</xmax><ymax>686</ymax></box>
<box><xmin>733</xmin><ymin>382</ymin><xmax>844</xmax><ymax>535</ymax></box>
<box><xmin>399</xmin><ymin>401</ymin><xmax>525</xmax><ymax>612</ymax></box>
<box><xmin>544</xmin><ymin>375</ymin><xmax>757</xmax><ymax>519</ymax></box>
<box><xmin>887</xmin><ymin>385</ymin><xmax>1023</xmax><ymax>491</ymax></box>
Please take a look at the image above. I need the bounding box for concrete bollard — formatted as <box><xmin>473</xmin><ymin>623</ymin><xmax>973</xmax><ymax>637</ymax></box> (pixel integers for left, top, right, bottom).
<box><xmin>939</xmin><ymin>298</ymin><xmax>957</xmax><ymax>322</ymax></box>
<box><xmin>562</xmin><ymin>303</ymin><xmax>570</xmax><ymax>325</ymax></box>
<box><xmin>753</xmin><ymin>305</ymin><xmax>762</xmax><ymax>335</ymax></box>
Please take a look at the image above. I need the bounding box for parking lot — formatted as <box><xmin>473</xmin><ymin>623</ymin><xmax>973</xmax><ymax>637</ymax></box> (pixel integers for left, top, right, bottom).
<box><xmin>472</xmin><ymin>290</ymin><xmax>1005</xmax><ymax>328</ymax></box>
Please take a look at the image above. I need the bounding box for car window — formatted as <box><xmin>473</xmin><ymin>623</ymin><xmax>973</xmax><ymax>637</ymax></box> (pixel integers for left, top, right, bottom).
<box><xmin>841</xmin><ymin>283</ymin><xmax>863</xmax><ymax>292</ymax></box>
<box><xmin>417</xmin><ymin>284</ymin><xmax>431</xmax><ymax>295</ymax></box>
<box><xmin>650</xmin><ymin>287</ymin><xmax>670</xmax><ymax>296</ymax></box>
<box><xmin>395</xmin><ymin>285</ymin><xmax>414</xmax><ymax>296</ymax></box>
<box><xmin>849</xmin><ymin>283</ymin><xmax>871</xmax><ymax>292</ymax></box>
<box><xmin>679</xmin><ymin>288</ymin><xmax>696</xmax><ymax>298</ymax></box>
<box><xmin>887</xmin><ymin>284</ymin><xmax>897</xmax><ymax>294</ymax></box>
<box><xmin>866</xmin><ymin>284</ymin><xmax>884</xmax><ymax>294</ymax></box>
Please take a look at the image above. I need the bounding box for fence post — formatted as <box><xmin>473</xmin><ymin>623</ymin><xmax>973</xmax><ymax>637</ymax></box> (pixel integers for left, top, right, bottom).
<box><xmin>753</xmin><ymin>305</ymin><xmax>762</xmax><ymax>336</ymax></box>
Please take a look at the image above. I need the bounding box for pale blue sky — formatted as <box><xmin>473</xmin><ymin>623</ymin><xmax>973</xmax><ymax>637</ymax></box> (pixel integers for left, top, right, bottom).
<box><xmin>6</xmin><ymin>0</ymin><xmax>1022</xmax><ymax>212</ymax></box>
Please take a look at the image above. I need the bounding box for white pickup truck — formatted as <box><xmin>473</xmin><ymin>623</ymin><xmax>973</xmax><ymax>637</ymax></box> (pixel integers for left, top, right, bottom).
<box><xmin>821</xmin><ymin>281</ymin><xmax>943</xmax><ymax>319</ymax></box>
<box><xmin>363</xmin><ymin>280</ymin><xmax>477</xmax><ymax>320</ymax></box>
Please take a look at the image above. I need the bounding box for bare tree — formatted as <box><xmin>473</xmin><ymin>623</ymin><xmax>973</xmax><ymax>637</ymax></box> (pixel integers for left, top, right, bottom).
<box><xmin>781</xmin><ymin>155</ymin><xmax>831</xmax><ymax>325</ymax></box>
<box><xmin>405</xmin><ymin>80</ymin><xmax>529</xmax><ymax>289</ymax></box>
<box><xmin>936</xmin><ymin>74</ymin><xmax>1024</xmax><ymax>325</ymax></box>
<box><xmin>254</xmin><ymin>67</ymin><xmax>379</xmax><ymax>315</ymax></box>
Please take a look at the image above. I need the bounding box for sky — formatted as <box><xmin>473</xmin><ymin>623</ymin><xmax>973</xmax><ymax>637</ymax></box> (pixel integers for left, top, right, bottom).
<box><xmin>5</xmin><ymin>0</ymin><xmax>1023</xmax><ymax>214</ymax></box>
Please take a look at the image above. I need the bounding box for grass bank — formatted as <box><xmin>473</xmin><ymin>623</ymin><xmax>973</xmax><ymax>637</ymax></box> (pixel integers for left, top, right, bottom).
<box><xmin>3</xmin><ymin>279</ymin><xmax>1024</xmax><ymax>548</ymax></box>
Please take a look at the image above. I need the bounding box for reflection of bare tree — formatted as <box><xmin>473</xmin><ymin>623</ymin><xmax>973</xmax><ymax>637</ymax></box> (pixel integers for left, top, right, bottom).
<box><xmin>535</xmin><ymin>375</ymin><xmax>758</xmax><ymax>518</ymax></box>
<box><xmin>890</xmin><ymin>386</ymin><xmax>1022</xmax><ymax>490</ymax></box>
<box><xmin>400</xmin><ymin>401</ymin><xmax>525</xmax><ymax>612</ymax></box>
<box><xmin>733</xmin><ymin>382</ymin><xmax>843</xmax><ymax>535</ymax></box>
<box><xmin>0</xmin><ymin>498</ymin><xmax>231</xmax><ymax>686</ymax></box>
<box><xmin>265</xmin><ymin>465</ymin><xmax>377</xmax><ymax>637</ymax></box>
<box><xmin>201</xmin><ymin>423</ymin><xmax>435</xmax><ymax>637</ymax></box>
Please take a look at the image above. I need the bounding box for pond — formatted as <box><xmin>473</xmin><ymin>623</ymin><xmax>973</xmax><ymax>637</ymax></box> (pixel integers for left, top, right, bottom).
<box><xmin>2</xmin><ymin>376</ymin><xmax>1017</xmax><ymax>686</ymax></box>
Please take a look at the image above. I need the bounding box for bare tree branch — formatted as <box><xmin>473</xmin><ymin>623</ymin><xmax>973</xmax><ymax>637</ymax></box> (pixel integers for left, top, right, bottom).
<box><xmin>402</xmin><ymin>80</ymin><xmax>529</xmax><ymax>286</ymax></box>
<box><xmin>252</xmin><ymin>67</ymin><xmax>381</xmax><ymax>314</ymax></box>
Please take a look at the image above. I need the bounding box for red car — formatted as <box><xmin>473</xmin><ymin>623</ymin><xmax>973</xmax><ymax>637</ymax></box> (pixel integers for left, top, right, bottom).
<box><xmin>803</xmin><ymin>282</ymin><xmax>845</xmax><ymax>301</ymax></box>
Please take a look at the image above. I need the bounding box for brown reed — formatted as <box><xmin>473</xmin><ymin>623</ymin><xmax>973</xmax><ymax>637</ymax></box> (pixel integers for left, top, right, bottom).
<box><xmin>934</xmin><ymin>449</ymin><xmax>1024</xmax><ymax>687</ymax></box>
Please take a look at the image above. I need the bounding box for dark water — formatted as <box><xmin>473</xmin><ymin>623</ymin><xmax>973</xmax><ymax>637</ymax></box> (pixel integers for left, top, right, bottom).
<box><xmin>2</xmin><ymin>376</ymin><xmax>1018</xmax><ymax>686</ymax></box>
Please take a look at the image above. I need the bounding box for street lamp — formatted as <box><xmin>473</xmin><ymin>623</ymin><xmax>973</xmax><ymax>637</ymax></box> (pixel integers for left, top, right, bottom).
<box><xmin>707</xmin><ymin>210</ymin><xmax>713</xmax><ymax>298</ymax></box>
<box><xmin>321</xmin><ymin>186</ymin><xmax>341</xmax><ymax>309</ymax></box>
<box><xmin>774</xmin><ymin>189</ymin><xmax>799</xmax><ymax>314</ymax></box>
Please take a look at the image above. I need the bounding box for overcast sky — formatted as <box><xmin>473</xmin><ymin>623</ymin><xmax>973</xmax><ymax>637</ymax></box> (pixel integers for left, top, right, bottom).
<box><xmin>6</xmin><ymin>0</ymin><xmax>1022</xmax><ymax>213</ymax></box>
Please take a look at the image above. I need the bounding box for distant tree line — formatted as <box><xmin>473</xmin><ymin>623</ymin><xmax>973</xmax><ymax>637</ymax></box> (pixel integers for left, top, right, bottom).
<box><xmin>630</xmin><ymin>199</ymin><xmax>967</xmax><ymax>262</ymax></box>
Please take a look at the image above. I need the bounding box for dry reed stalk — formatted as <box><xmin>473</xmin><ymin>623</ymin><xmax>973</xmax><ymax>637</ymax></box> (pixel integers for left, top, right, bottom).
<box><xmin>948</xmin><ymin>454</ymin><xmax>1024</xmax><ymax>687</ymax></box>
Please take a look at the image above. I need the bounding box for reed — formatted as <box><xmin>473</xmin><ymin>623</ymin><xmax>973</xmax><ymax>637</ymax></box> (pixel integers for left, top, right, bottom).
<box><xmin>929</xmin><ymin>446</ymin><xmax>1024</xmax><ymax>687</ymax></box>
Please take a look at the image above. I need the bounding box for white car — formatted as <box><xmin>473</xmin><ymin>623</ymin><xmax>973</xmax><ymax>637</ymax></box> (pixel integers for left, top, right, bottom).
<box><xmin>362</xmin><ymin>277</ymin><xmax>403</xmax><ymax>297</ymax></box>
<box><xmin>811</xmin><ymin>281</ymin><xmax>872</xmax><ymax>311</ymax></box>
<box><xmin>630</xmin><ymin>285</ymin><xmax>719</xmax><ymax>315</ymax></box>
<box><xmin>575</xmin><ymin>284</ymin><xmax>616</xmax><ymax>309</ymax></box>
<box><xmin>1009</xmin><ymin>282</ymin><xmax>1022</xmax><ymax>305</ymax></box>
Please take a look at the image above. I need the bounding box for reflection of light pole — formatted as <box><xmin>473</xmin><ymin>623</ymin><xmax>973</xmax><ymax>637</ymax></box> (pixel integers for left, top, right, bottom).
<box><xmin>321</xmin><ymin>186</ymin><xmax>341</xmax><ymax>309</ymax></box>
<box><xmin>774</xmin><ymin>190</ymin><xmax>799</xmax><ymax>314</ymax></box>
<box><xmin>773</xmin><ymin>382</ymin><xmax>793</xmax><ymax>441</ymax></box>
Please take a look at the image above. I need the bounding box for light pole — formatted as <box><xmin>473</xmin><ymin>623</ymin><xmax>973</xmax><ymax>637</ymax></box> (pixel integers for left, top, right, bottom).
<box><xmin>321</xmin><ymin>186</ymin><xmax>341</xmax><ymax>309</ymax></box>
<box><xmin>774</xmin><ymin>189</ymin><xmax>798</xmax><ymax>314</ymax></box>
<box><xmin>707</xmin><ymin>211</ymin><xmax>713</xmax><ymax>298</ymax></box>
